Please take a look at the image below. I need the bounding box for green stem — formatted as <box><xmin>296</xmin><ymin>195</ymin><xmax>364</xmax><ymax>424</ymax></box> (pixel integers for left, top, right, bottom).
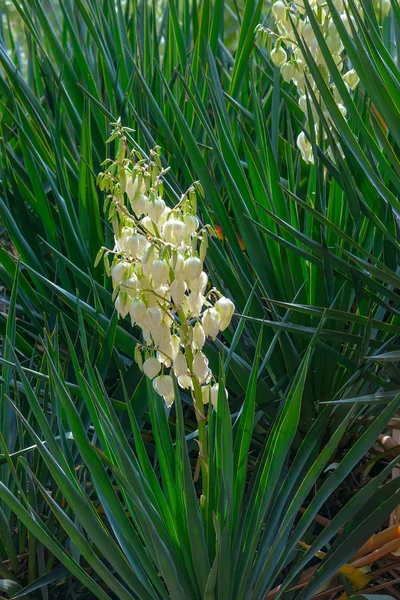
<box><xmin>179</xmin><ymin>312</ymin><xmax>209</xmax><ymax>506</ymax></box>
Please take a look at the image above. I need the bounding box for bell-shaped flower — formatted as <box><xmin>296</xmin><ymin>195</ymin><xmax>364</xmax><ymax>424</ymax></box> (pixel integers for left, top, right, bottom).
<box><xmin>126</xmin><ymin>233</ymin><xmax>148</xmax><ymax>258</ymax></box>
<box><xmin>130</xmin><ymin>193</ymin><xmax>148</xmax><ymax>216</ymax></box>
<box><xmin>148</xmin><ymin>197</ymin><xmax>165</xmax><ymax>223</ymax></box>
<box><xmin>190</xmin><ymin>271</ymin><xmax>208</xmax><ymax>295</ymax></box>
<box><xmin>183</xmin><ymin>214</ymin><xmax>199</xmax><ymax>235</ymax></box>
<box><xmin>151</xmin><ymin>259</ymin><xmax>170</xmax><ymax>285</ymax></box>
<box><xmin>143</xmin><ymin>357</ymin><xmax>161</xmax><ymax>379</ymax></box>
<box><xmin>162</xmin><ymin>219</ymin><xmax>187</xmax><ymax>246</ymax></box>
<box><xmin>215</xmin><ymin>297</ymin><xmax>235</xmax><ymax>331</ymax></box>
<box><xmin>210</xmin><ymin>384</ymin><xmax>228</xmax><ymax>409</ymax></box>
<box><xmin>192</xmin><ymin>351</ymin><xmax>211</xmax><ymax>385</ymax></box>
<box><xmin>115</xmin><ymin>293</ymin><xmax>131</xmax><ymax>319</ymax></box>
<box><xmin>192</xmin><ymin>322</ymin><xmax>205</xmax><ymax>349</ymax></box>
<box><xmin>111</xmin><ymin>261</ymin><xmax>130</xmax><ymax>287</ymax></box>
<box><xmin>170</xmin><ymin>279</ymin><xmax>187</xmax><ymax>307</ymax></box>
<box><xmin>153</xmin><ymin>374</ymin><xmax>174</xmax><ymax>398</ymax></box>
<box><xmin>188</xmin><ymin>292</ymin><xmax>204</xmax><ymax>317</ymax></box>
<box><xmin>130</xmin><ymin>299</ymin><xmax>146</xmax><ymax>326</ymax></box>
<box><xmin>183</xmin><ymin>257</ymin><xmax>203</xmax><ymax>281</ymax></box>
<box><xmin>202</xmin><ymin>308</ymin><xmax>221</xmax><ymax>340</ymax></box>
<box><xmin>173</xmin><ymin>352</ymin><xmax>188</xmax><ymax>377</ymax></box>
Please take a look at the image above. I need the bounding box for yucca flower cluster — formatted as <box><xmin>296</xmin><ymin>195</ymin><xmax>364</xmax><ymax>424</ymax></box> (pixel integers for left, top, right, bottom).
<box><xmin>258</xmin><ymin>0</ymin><xmax>390</xmax><ymax>163</ymax></box>
<box><xmin>97</xmin><ymin>123</ymin><xmax>234</xmax><ymax>409</ymax></box>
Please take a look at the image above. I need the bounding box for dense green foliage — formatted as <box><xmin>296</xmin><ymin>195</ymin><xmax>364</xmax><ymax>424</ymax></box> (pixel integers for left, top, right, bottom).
<box><xmin>0</xmin><ymin>0</ymin><xmax>399</xmax><ymax>598</ymax></box>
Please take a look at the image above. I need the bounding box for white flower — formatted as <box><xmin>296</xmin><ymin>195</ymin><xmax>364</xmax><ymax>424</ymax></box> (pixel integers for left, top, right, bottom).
<box><xmin>178</xmin><ymin>374</ymin><xmax>193</xmax><ymax>389</ymax></box>
<box><xmin>193</xmin><ymin>322</ymin><xmax>205</xmax><ymax>349</ymax></box>
<box><xmin>115</xmin><ymin>293</ymin><xmax>130</xmax><ymax>318</ymax></box>
<box><xmin>183</xmin><ymin>214</ymin><xmax>199</xmax><ymax>235</ymax></box>
<box><xmin>151</xmin><ymin>323</ymin><xmax>171</xmax><ymax>348</ymax></box>
<box><xmin>215</xmin><ymin>297</ymin><xmax>235</xmax><ymax>331</ymax></box>
<box><xmin>202</xmin><ymin>308</ymin><xmax>221</xmax><ymax>340</ymax></box>
<box><xmin>126</xmin><ymin>233</ymin><xmax>148</xmax><ymax>258</ymax></box>
<box><xmin>130</xmin><ymin>299</ymin><xmax>146</xmax><ymax>326</ymax></box>
<box><xmin>190</xmin><ymin>271</ymin><xmax>208</xmax><ymax>295</ymax></box>
<box><xmin>281</xmin><ymin>62</ymin><xmax>295</xmax><ymax>83</ymax></box>
<box><xmin>271</xmin><ymin>46</ymin><xmax>287</xmax><ymax>68</ymax></box>
<box><xmin>164</xmin><ymin>393</ymin><xmax>175</xmax><ymax>407</ymax></box>
<box><xmin>148</xmin><ymin>197</ymin><xmax>165</xmax><ymax>223</ymax></box>
<box><xmin>143</xmin><ymin>357</ymin><xmax>161</xmax><ymax>379</ymax></box>
<box><xmin>162</xmin><ymin>219</ymin><xmax>187</xmax><ymax>245</ymax></box>
<box><xmin>170</xmin><ymin>279</ymin><xmax>187</xmax><ymax>307</ymax></box>
<box><xmin>188</xmin><ymin>292</ymin><xmax>204</xmax><ymax>317</ymax></box>
<box><xmin>300</xmin><ymin>21</ymin><xmax>315</xmax><ymax>44</ymax></box>
<box><xmin>170</xmin><ymin>252</ymin><xmax>185</xmax><ymax>278</ymax></box>
<box><xmin>111</xmin><ymin>261</ymin><xmax>130</xmax><ymax>287</ymax></box>
<box><xmin>173</xmin><ymin>352</ymin><xmax>188</xmax><ymax>377</ymax></box>
<box><xmin>125</xmin><ymin>176</ymin><xmax>141</xmax><ymax>202</ymax></box>
<box><xmin>183</xmin><ymin>257</ymin><xmax>203</xmax><ymax>281</ymax></box>
<box><xmin>201</xmin><ymin>385</ymin><xmax>210</xmax><ymax>405</ymax></box>
<box><xmin>140</xmin><ymin>216</ymin><xmax>157</xmax><ymax>235</ymax></box>
<box><xmin>130</xmin><ymin>193</ymin><xmax>148</xmax><ymax>216</ymax></box>
<box><xmin>171</xmin><ymin>335</ymin><xmax>180</xmax><ymax>359</ymax></box>
<box><xmin>210</xmin><ymin>384</ymin><xmax>228</xmax><ymax>410</ymax></box>
<box><xmin>124</xmin><ymin>275</ymin><xmax>140</xmax><ymax>292</ymax></box>
<box><xmin>192</xmin><ymin>352</ymin><xmax>211</xmax><ymax>385</ymax></box>
<box><xmin>143</xmin><ymin>307</ymin><xmax>162</xmax><ymax>333</ymax></box>
<box><xmin>151</xmin><ymin>259</ymin><xmax>170</xmax><ymax>285</ymax></box>
<box><xmin>153</xmin><ymin>375</ymin><xmax>174</xmax><ymax>398</ymax></box>
<box><xmin>297</xmin><ymin>131</ymin><xmax>313</xmax><ymax>163</ymax></box>
<box><xmin>141</xmin><ymin>245</ymin><xmax>158</xmax><ymax>275</ymax></box>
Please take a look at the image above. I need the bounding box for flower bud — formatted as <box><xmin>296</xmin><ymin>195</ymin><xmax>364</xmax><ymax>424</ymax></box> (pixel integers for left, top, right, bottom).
<box><xmin>173</xmin><ymin>352</ymin><xmax>188</xmax><ymax>377</ymax></box>
<box><xmin>143</xmin><ymin>357</ymin><xmax>161</xmax><ymax>379</ymax></box>
<box><xmin>153</xmin><ymin>374</ymin><xmax>174</xmax><ymax>398</ymax></box>
<box><xmin>126</xmin><ymin>233</ymin><xmax>148</xmax><ymax>258</ymax></box>
<box><xmin>111</xmin><ymin>261</ymin><xmax>130</xmax><ymax>287</ymax></box>
<box><xmin>151</xmin><ymin>259</ymin><xmax>170</xmax><ymax>285</ymax></box>
<box><xmin>202</xmin><ymin>308</ymin><xmax>221</xmax><ymax>340</ymax></box>
<box><xmin>210</xmin><ymin>384</ymin><xmax>228</xmax><ymax>410</ymax></box>
<box><xmin>193</xmin><ymin>322</ymin><xmax>205</xmax><ymax>349</ymax></box>
<box><xmin>170</xmin><ymin>279</ymin><xmax>187</xmax><ymax>307</ymax></box>
<box><xmin>271</xmin><ymin>46</ymin><xmax>287</xmax><ymax>68</ymax></box>
<box><xmin>148</xmin><ymin>197</ymin><xmax>165</xmax><ymax>223</ymax></box>
<box><xmin>183</xmin><ymin>257</ymin><xmax>203</xmax><ymax>281</ymax></box>
<box><xmin>162</xmin><ymin>219</ymin><xmax>187</xmax><ymax>245</ymax></box>
<box><xmin>130</xmin><ymin>299</ymin><xmax>146</xmax><ymax>326</ymax></box>
<box><xmin>192</xmin><ymin>351</ymin><xmax>211</xmax><ymax>385</ymax></box>
<box><xmin>215</xmin><ymin>297</ymin><xmax>235</xmax><ymax>331</ymax></box>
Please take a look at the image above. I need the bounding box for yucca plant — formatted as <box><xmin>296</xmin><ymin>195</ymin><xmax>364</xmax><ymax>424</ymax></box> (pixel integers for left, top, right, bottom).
<box><xmin>0</xmin><ymin>0</ymin><xmax>400</xmax><ymax>597</ymax></box>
